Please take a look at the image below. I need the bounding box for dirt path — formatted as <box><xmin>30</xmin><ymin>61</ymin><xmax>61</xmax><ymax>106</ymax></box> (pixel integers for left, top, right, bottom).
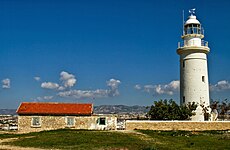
<box><xmin>113</xmin><ymin>130</ymin><xmax>163</xmax><ymax>145</ymax></box>
<box><xmin>111</xmin><ymin>130</ymin><xmax>156</xmax><ymax>142</ymax></box>
<box><xmin>0</xmin><ymin>138</ymin><xmax>48</xmax><ymax>150</ymax></box>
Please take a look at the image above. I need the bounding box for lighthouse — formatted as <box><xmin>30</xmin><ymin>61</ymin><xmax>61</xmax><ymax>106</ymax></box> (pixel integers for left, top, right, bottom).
<box><xmin>177</xmin><ymin>9</ymin><xmax>210</xmax><ymax>121</ymax></box>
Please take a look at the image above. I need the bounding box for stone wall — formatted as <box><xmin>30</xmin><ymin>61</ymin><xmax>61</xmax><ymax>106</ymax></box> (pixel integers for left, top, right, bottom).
<box><xmin>126</xmin><ymin>120</ymin><xmax>230</xmax><ymax>131</ymax></box>
<box><xmin>18</xmin><ymin>115</ymin><xmax>117</xmax><ymax>133</ymax></box>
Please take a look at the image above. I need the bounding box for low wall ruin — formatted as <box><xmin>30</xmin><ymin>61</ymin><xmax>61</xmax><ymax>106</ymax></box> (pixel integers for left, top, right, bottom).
<box><xmin>125</xmin><ymin>120</ymin><xmax>230</xmax><ymax>131</ymax></box>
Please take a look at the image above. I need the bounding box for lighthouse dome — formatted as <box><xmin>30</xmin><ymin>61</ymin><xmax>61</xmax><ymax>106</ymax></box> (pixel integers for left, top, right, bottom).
<box><xmin>185</xmin><ymin>15</ymin><xmax>200</xmax><ymax>25</ymax></box>
<box><xmin>183</xmin><ymin>14</ymin><xmax>202</xmax><ymax>35</ymax></box>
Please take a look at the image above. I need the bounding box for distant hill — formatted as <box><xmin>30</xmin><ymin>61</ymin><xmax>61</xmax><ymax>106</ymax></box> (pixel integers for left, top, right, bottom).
<box><xmin>94</xmin><ymin>105</ymin><xmax>149</xmax><ymax>114</ymax></box>
<box><xmin>0</xmin><ymin>105</ymin><xmax>149</xmax><ymax>115</ymax></box>
<box><xmin>0</xmin><ymin>109</ymin><xmax>17</xmax><ymax>115</ymax></box>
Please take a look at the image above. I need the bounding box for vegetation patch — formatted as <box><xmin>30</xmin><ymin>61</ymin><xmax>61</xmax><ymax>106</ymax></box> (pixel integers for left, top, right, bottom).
<box><xmin>2</xmin><ymin>129</ymin><xmax>151</xmax><ymax>150</ymax></box>
<box><xmin>147</xmin><ymin>99</ymin><xmax>197</xmax><ymax>120</ymax></box>
<box><xmin>138</xmin><ymin>130</ymin><xmax>230</xmax><ymax>150</ymax></box>
<box><xmin>1</xmin><ymin>129</ymin><xmax>230</xmax><ymax>150</ymax></box>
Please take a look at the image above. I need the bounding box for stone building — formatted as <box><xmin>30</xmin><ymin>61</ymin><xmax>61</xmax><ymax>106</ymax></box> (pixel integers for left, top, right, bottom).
<box><xmin>17</xmin><ymin>102</ymin><xmax>117</xmax><ymax>133</ymax></box>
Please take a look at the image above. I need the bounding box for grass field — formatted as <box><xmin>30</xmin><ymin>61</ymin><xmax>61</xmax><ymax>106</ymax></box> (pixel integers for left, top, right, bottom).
<box><xmin>0</xmin><ymin>129</ymin><xmax>230</xmax><ymax>150</ymax></box>
<box><xmin>139</xmin><ymin>130</ymin><xmax>230</xmax><ymax>150</ymax></box>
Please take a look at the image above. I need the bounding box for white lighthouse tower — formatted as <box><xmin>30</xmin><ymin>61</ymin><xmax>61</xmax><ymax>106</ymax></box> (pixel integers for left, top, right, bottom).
<box><xmin>177</xmin><ymin>9</ymin><xmax>210</xmax><ymax>121</ymax></box>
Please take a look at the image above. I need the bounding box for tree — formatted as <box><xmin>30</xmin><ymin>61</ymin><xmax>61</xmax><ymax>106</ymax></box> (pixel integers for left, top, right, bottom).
<box><xmin>147</xmin><ymin>99</ymin><xmax>197</xmax><ymax>120</ymax></box>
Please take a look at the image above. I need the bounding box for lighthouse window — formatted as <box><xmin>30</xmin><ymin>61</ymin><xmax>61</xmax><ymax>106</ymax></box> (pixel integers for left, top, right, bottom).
<box><xmin>194</xmin><ymin>28</ymin><xmax>197</xmax><ymax>34</ymax></box>
<box><xmin>183</xmin><ymin>96</ymin><xmax>185</xmax><ymax>103</ymax></box>
<box><xmin>182</xmin><ymin>61</ymin><xmax>185</xmax><ymax>68</ymax></box>
<box><xmin>184</xmin><ymin>24</ymin><xmax>201</xmax><ymax>34</ymax></box>
<box><xmin>202</xmin><ymin>76</ymin><xmax>205</xmax><ymax>82</ymax></box>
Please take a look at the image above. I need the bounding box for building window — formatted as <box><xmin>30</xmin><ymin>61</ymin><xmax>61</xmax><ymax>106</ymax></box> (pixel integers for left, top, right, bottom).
<box><xmin>31</xmin><ymin>117</ymin><xmax>41</xmax><ymax>127</ymax></box>
<box><xmin>98</xmin><ymin>117</ymin><xmax>106</xmax><ymax>125</ymax></box>
<box><xmin>66</xmin><ymin>117</ymin><xmax>75</xmax><ymax>127</ymax></box>
<box><xmin>202</xmin><ymin>76</ymin><xmax>205</xmax><ymax>82</ymax></box>
<box><xmin>183</xmin><ymin>96</ymin><xmax>185</xmax><ymax>103</ymax></box>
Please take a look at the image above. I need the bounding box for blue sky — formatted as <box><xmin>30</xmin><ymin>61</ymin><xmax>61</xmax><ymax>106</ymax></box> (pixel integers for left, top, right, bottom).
<box><xmin>1</xmin><ymin>0</ymin><xmax>230</xmax><ymax>108</ymax></box>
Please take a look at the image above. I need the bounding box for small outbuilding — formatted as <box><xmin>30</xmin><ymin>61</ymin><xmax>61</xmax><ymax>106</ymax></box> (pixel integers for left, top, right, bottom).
<box><xmin>17</xmin><ymin>102</ymin><xmax>117</xmax><ymax>133</ymax></box>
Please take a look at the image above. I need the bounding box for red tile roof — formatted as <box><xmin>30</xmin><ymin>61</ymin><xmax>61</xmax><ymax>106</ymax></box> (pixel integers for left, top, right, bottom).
<box><xmin>17</xmin><ymin>102</ymin><xmax>93</xmax><ymax>115</ymax></box>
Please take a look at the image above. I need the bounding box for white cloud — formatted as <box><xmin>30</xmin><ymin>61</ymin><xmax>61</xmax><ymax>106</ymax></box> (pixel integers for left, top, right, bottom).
<box><xmin>134</xmin><ymin>84</ymin><xmax>142</xmax><ymax>90</ymax></box>
<box><xmin>136</xmin><ymin>80</ymin><xmax>180</xmax><ymax>95</ymax></box>
<box><xmin>210</xmin><ymin>80</ymin><xmax>230</xmax><ymax>91</ymax></box>
<box><xmin>58</xmin><ymin>78</ymin><xmax>121</xmax><ymax>99</ymax></box>
<box><xmin>2</xmin><ymin>78</ymin><xmax>10</xmax><ymax>89</ymax></box>
<box><xmin>168</xmin><ymin>80</ymin><xmax>180</xmax><ymax>90</ymax></box>
<box><xmin>39</xmin><ymin>71</ymin><xmax>76</xmax><ymax>91</ymax></box>
<box><xmin>43</xmin><ymin>96</ymin><xmax>54</xmax><ymax>100</ymax></box>
<box><xmin>58</xmin><ymin>89</ymin><xmax>108</xmax><ymax>99</ymax></box>
<box><xmin>60</xmin><ymin>71</ymin><xmax>76</xmax><ymax>89</ymax></box>
<box><xmin>37</xmin><ymin>71</ymin><xmax>121</xmax><ymax>100</ymax></box>
<box><xmin>34</xmin><ymin>77</ymin><xmax>41</xmax><ymax>81</ymax></box>
<box><xmin>136</xmin><ymin>80</ymin><xmax>230</xmax><ymax>95</ymax></box>
<box><xmin>143</xmin><ymin>85</ymin><xmax>155</xmax><ymax>93</ymax></box>
<box><xmin>107</xmin><ymin>79</ymin><xmax>121</xmax><ymax>97</ymax></box>
<box><xmin>107</xmin><ymin>79</ymin><xmax>121</xmax><ymax>89</ymax></box>
<box><xmin>33</xmin><ymin>95</ymin><xmax>54</xmax><ymax>101</ymax></box>
<box><xmin>41</xmin><ymin>82</ymin><xmax>59</xmax><ymax>89</ymax></box>
<box><xmin>58</xmin><ymin>86</ymin><xmax>65</xmax><ymax>91</ymax></box>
